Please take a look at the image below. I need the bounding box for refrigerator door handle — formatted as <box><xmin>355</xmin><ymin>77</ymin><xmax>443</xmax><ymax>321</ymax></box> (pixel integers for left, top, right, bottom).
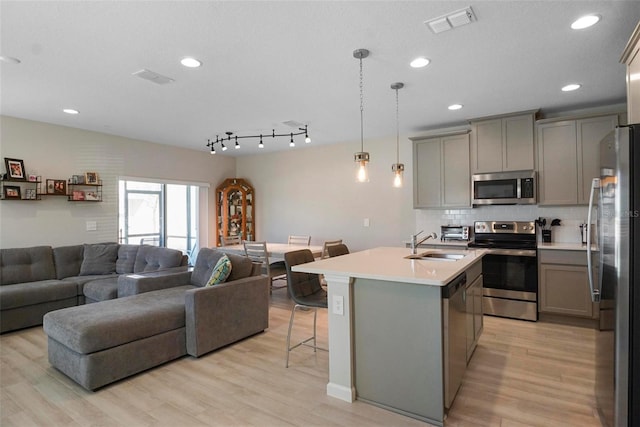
<box><xmin>587</xmin><ymin>177</ymin><xmax>600</xmax><ymax>302</ymax></box>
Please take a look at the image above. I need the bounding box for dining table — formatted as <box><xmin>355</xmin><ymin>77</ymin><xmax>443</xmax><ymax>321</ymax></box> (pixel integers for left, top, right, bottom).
<box><xmin>218</xmin><ymin>242</ymin><xmax>324</xmax><ymax>263</ymax></box>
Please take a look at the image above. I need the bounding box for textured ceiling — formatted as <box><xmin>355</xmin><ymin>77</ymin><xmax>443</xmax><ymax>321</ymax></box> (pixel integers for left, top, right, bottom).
<box><xmin>1</xmin><ymin>1</ymin><xmax>639</xmax><ymax>156</ymax></box>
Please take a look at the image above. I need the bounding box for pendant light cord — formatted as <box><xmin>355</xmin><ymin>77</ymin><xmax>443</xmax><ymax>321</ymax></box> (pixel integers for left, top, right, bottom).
<box><xmin>359</xmin><ymin>56</ymin><xmax>364</xmax><ymax>152</ymax></box>
<box><xmin>395</xmin><ymin>87</ymin><xmax>400</xmax><ymax>163</ymax></box>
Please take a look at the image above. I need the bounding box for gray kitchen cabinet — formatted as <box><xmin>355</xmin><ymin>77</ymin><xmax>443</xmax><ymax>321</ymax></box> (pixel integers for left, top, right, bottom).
<box><xmin>537</xmin><ymin>115</ymin><xmax>618</xmax><ymax>205</ymax></box>
<box><xmin>470</xmin><ymin>111</ymin><xmax>537</xmax><ymax>174</ymax></box>
<box><xmin>538</xmin><ymin>249</ymin><xmax>597</xmax><ymax>319</ymax></box>
<box><xmin>412</xmin><ymin>132</ymin><xmax>470</xmax><ymax>209</ymax></box>
<box><xmin>577</xmin><ymin>115</ymin><xmax>619</xmax><ymax>204</ymax></box>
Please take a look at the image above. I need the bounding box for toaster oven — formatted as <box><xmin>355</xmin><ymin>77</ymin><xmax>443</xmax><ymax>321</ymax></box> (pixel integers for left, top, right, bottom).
<box><xmin>440</xmin><ymin>225</ymin><xmax>472</xmax><ymax>241</ymax></box>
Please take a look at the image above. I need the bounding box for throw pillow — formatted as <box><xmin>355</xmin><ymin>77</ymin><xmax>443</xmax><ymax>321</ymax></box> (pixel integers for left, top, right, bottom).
<box><xmin>79</xmin><ymin>243</ymin><xmax>119</xmax><ymax>276</ymax></box>
<box><xmin>206</xmin><ymin>254</ymin><xmax>232</xmax><ymax>286</ymax></box>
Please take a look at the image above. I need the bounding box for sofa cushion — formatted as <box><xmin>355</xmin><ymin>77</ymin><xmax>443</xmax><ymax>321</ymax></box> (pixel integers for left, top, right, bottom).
<box><xmin>206</xmin><ymin>254</ymin><xmax>232</xmax><ymax>286</ymax></box>
<box><xmin>43</xmin><ymin>286</ymin><xmax>193</xmax><ymax>354</ymax></box>
<box><xmin>0</xmin><ymin>280</ymin><xmax>78</xmax><ymax>310</ymax></box>
<box><xmin>133</xmin><ymin>246</ymin><xmax>184</xmax><ymax>273</ymax></box>
<box><xmin>83</xmin><ymin>277</ymin><xmax>119</xmax><ymax>302</ymax></box>
<box><xmin>225</xmin><ymin>252</ymin><xmax>254</xmax><ymax>282</ymax></box>
<box><xmin>116</xmin><ymin>245</ymin><xmax>140</xmax><ymax>274</ymax></box>
<box><xmin>190</xmin><ymin>248</ymin><xmax>223</xmax><ymax>287</ymax></box>
<box><xmin>80</xmin><ymin>244</ymin><xmax>118</xmax><ymax>276</ymax></box>
<box><xmin>52</xmin><ymin>245</ymin><xmax>84</xmax><ymax>279</ymax></box>
<box><xmin>191</xmin><ymin>248</ymin><xmax>254</xmax><ymax>287</ymax></box>
<box><xmin>0</xmin><ymin>246</ymin><xmax>56</xmax><ymax>285</ymax></box>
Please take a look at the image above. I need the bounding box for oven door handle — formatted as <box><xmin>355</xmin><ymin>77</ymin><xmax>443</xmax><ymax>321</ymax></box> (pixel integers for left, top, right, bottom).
<box><xmin>483</xmin><ymin>248</ymin><xmax>537</xmax><ymax>257</ymax></box>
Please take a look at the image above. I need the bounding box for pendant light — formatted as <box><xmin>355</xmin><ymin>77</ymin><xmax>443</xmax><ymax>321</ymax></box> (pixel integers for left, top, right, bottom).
<box><xmin>390</xmin><ymin>82</ymin><xmax>405</xmax><ymax>188</ymax></box>
<box><xmin>353</xmin><ymin>48</ymin><xmax>370</xmax><ymax>183</ymax></box>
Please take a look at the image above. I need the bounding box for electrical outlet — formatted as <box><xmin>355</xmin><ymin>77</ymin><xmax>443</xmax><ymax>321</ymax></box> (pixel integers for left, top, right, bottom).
<box><xmin>332</xmin><ymin>295</ymin><xmax>344</xmax><ymax>316</ymax></box>
<box><xmin>86</xmin><ymin>221</ymin><xmax>97</xmax><ymax>231</ymax></box>
<box><xmin>363</xmin><ymin>218</ymin><xmax>370</xmax><ymax>227</ymax></box>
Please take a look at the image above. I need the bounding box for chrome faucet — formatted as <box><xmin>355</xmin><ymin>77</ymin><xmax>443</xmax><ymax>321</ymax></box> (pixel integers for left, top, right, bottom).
<box><xmin>410</xmin><ymin>231</ymin><xmax>438</xmax><ymax>254</ymax></box>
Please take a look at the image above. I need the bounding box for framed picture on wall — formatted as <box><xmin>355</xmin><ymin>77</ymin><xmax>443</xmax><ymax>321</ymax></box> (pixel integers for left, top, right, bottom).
<box><xmin>85</xmin><ymin>172</ymin><xmax>98</xmax><ymax>184</ymax></box>
<box><xmin>72</xmin><ymin>190</ymin><xmax>85</xmax><ymax>201</ymax></box>
<box><xmin>24</xmin><ymin>189</ymin><xmax>37</xmax><ymax>200</ymax></box>
<box><xmin>85</xmin><ymin>191</ymin><xmax>99</xmax><ymax>201</ymax></box>
<box><xmin>3</xmin><ymin>185</ymin><xmax>21</xmax><ymax>199</ymax></box>
<box><xmin>47</xmin><ymin>179</ymin><xmax>66</xmax><ymax>195</ymax></box>
<box><xmin>4</xmin><ymin>158</ymin><xmax>26</xmax><ymax>181</ymax></box>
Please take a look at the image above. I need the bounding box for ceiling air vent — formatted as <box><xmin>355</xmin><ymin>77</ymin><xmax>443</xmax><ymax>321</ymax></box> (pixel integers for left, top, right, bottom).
<box><xmin>132</xmin><ymin>69</ymin><xmax>175</xmax><ymax>85</ymax></box>
<box><xmin>425</xmin><ymin>6</ymin><xmax>476</xmax><ymax>34</ymax></box>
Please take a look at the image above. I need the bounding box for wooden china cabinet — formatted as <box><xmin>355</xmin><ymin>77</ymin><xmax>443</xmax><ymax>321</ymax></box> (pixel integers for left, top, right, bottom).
<box><xmin>215</xmin><ymin>178</ymin><xmax>254</xmax><ymax>246</ymax></box>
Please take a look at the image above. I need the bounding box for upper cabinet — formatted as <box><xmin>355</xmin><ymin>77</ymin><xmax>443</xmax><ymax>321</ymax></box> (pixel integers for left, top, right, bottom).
<box><xmin>469</xmin><ymin>111</ymin><xmax>537</xmax><ymax>174</ymax></box>
<box><xmin>537</xmin><ymin>114</ymin><xmax>618</xmax><ymax>205</ymax></box>
<box><xmin>621</xmin><ymin>22</ymin><xmax>640</xmax><ymax>123</ymax></box>
<box><xmin>412</xmin><ymin>132</ymin><xmax>470</xmax><ymax>209</ymax></box>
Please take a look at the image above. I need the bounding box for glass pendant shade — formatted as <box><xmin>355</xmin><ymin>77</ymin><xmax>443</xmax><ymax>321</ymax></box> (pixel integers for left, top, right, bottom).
<box><xmin>392</xmin><ymin>163</ymin><xmax>404</xmax><ymax>188</ymax></box>
<box><xmin>355</xmin><ymin>152</ymin><xmax>370</xmax><ymax>182</ymax></box>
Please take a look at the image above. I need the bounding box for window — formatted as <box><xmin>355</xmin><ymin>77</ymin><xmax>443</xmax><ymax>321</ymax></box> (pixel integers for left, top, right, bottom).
<box><xmin>119</xmin><ymin>179</ymin><xmax>199</xmax><ymax>262</ymax></box>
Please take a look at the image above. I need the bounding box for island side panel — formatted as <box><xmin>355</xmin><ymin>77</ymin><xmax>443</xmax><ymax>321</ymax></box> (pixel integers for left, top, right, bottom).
<box><xmin>324</xmin><ymin>274</ymin><xmax>356</xmax><ymax>402</ymax></box>
<box><xmin>353</xmin><ymin>278</ymin><xmax>444</xmax><ymax>425</ymax></box>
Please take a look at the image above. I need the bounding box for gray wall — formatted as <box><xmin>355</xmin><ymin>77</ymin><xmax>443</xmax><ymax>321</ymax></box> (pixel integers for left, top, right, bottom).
<box><xmin>235</xmin><ymin>135</ymin><xmax>416</xmax><ymax>251</ymax></box>
<box><xmin>0</xmin><ymin>116</ymin><xmax>235</xmax><ymax>248</ymax></box>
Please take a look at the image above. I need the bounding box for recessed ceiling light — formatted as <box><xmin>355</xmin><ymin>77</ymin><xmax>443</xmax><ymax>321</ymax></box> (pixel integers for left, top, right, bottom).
<box><xmin>571</xmin><ymin>15</ymin><xmax>600</xmax><ymax>30</ymax></box>
<box><xmin>63</xmin><ymin>108</ymin><xmax>79</xmax><ymax>115</ymax></box>
<box><xmin>0</xmin><ymin>55</ymin><xmax>21</xmax><ymax>64</ymax></box>
<box><xmin>448</xmin><ymin>104</ymin><xmax>463</xmax><ymax>110</ymax></box>
<box><xmin>410</xmin><ymin>57</ymin><xmax>430</xmax><ymax>68</ymax></box>
<box><xmin>561</xmin><ymin>83</ymin><xmax>581</xmax><ymax>92</ymax></box>
<box><xmin>181</xmin><ymin>57</ymin><xmax>202</xmax><ymax>68</ymax></box>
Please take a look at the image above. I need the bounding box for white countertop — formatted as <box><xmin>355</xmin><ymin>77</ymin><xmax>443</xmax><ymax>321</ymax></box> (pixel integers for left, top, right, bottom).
<box><xmin>538</xmin><ymin>242</ymin><xmax>597</xmax><ymax>251</ymax></box>
<box><xmin>401</xmin><ymin>240</ymin><xmax>471</xmax><ymax>248</ymax></box>
<box><xmin>292</xmin><ymin>246</ymin><xmax>486</xmax><ymax>286</ymax></box>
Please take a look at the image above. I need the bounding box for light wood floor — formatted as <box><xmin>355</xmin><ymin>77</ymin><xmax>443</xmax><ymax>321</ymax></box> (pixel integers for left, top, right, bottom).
<box><xmin>1</xmin><ymin>291</ymin><xmax>603</xmax><ymax>426</ymax></box>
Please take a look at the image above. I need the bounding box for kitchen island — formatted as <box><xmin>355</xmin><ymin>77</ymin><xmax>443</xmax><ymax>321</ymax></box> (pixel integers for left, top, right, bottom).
<box><xmin>292</xmin><ymin>246</ymin><xmax>486</xmax><ymax>426</ymax></box>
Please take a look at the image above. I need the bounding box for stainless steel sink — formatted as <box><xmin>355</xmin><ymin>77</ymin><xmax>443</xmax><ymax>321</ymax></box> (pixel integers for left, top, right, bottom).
<box><xmin>405</xmin><ymin>252</ymin><xmax>466</xmax><ymax>261</ymax></box>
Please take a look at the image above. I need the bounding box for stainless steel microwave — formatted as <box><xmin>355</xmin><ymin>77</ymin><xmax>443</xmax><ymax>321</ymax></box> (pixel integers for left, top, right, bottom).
<box><xmin>471</xmin><ymin>170</ymin><xmax>536</xmax><ymax>206</ymax></box>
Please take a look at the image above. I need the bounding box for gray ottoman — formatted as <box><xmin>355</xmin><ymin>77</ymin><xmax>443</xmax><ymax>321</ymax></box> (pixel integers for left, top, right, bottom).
<box><xmin>43</xmin><ymin>285</ymin><xmax>193</xmax><ymax>390</ymax></box>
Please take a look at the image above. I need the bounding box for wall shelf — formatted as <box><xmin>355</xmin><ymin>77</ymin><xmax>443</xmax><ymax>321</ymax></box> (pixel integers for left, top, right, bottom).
<box><xmin>0</xmin><ymin>178</ymin><xmax>42</xmax><ymax>201</ymax></box>
<box><xmin>67</xmin><ymin>179</ymin><xmax>103</xmax><ymax>202</ymax></box>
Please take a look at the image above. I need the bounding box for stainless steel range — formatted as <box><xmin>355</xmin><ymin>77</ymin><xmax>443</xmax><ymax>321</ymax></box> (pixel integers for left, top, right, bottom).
<box><xmin>469</xmin><ymin>221</ymin><xmax>538</xmax><ymax>321</ymax></box>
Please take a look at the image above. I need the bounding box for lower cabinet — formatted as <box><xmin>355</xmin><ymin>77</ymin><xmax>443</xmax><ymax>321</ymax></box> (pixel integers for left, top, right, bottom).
<box><xmin>538</xmin><ymin>249</ymin><xmax>598</xmax><ymax>318</ymax></box>
<box><xmin>465</xmin><ymin>273</ymin><xmax>483</xmax><ymax>362</ymax></box>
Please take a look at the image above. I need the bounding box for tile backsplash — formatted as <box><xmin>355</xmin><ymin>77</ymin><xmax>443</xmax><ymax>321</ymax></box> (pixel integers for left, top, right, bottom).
<box><xmin>415</xmin><ymin>205</ymin><xmax>589</xmax><ymax>243</ymax></box>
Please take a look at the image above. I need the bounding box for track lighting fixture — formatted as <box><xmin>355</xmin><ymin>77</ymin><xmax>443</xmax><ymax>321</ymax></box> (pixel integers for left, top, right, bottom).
<box><xmin>353</xmin><ymin>48</ymin><xmax>370</xmax><ymax>183</ymax></box>
<box><xmin>205</xmin><ymin>125</ymin><xmax>310</xmax><ymax>153</ymax></box>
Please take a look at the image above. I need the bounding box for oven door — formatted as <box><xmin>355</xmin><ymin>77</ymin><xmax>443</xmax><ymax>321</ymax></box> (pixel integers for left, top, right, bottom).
<box><xmin>482</xmin><ymin>249</ymin><xmax>538</xmax><ymax>301</ymax></box>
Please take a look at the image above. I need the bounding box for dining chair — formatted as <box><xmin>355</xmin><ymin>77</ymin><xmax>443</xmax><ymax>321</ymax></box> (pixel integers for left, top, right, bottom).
<box><xmin>243</xmin><ymin>241</ymin><xmax>287</xmax><ymax>293</ymax></box>
<box><xmin>284</xmin><ymin>249</ymin><xmax>328</xmax><ymax>368</ymax></box>
<box><xmin>321</xmin><ymin>239</ymin><xmax>343</xmax><ymax>258</ymax></box>
<box><xmin>288</xmin><ymin>235</ymin><xmax>311</xmax><ymax>246</ymax></box>
<box><xmin>221</xmin><ymin>235</ymin><xmax>242</xmax><ymax>246</ymax></box>
<box><xmin>327</xmin><ymin>243</ymin><xmax>350</xmax><ymax>257</ymax></box>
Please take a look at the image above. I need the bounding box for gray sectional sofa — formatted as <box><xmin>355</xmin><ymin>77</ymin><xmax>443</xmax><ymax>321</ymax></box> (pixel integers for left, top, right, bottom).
<box><xmin>43</xmin><ymin>247</ymin><xmax>269</xmax><ymax>390</ymax></box>
<box><xmin>0</xmin><ymin>243</ymin><xmax>188</xmax><ymax>333</ymax></box>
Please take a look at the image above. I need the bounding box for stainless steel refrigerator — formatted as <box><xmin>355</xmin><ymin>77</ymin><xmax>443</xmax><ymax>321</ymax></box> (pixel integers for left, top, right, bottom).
<box><xmin>587</xmin><ymin>124</ymin><xmax>639</xmax><ymax>427</ymax></box>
